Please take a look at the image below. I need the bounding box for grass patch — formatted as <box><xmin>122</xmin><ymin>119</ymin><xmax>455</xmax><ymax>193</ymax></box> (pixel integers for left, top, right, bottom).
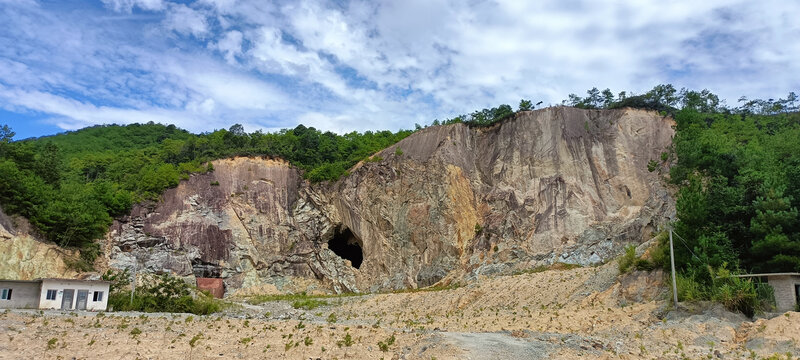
<box><xmin>388</xmin><ymin>283</ymin><xmax>461</xmax><ymax>294</ymax></box>
<box><xmin>618</xmin><ymin>244</ymin><xmax>657</xmax><ymax>274</ymax></box>
<box><xmin>245</xmin><ymin>291</ymin><xmax>361</xmax><ymax>305</ymax></box>
<box><xmin>292</xmin><ymin>299</ymin><xmax>327</xmax><ymax>310</ymax></box>
<box><xmin>513</xmin><ymin>262</ymin><xmax>582</xmax><ymax>276</ymax></box>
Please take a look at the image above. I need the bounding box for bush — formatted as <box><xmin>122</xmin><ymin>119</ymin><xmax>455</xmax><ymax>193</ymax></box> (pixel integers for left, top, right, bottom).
<box><xmin>647</xmin><ymin>159</ymin><xmax>659</xmax><ymax>172</ymax></box>
<box><xmin>634</xmin><ymin>258</ymin><xmax>655</xmax><ymax>271</ymax></box>
<box><xmin>107</xmin><ymin>273</ymin><xmax>221</xmax><ymax>315</ymax></box>
<box><xmin>674</xmin><ymin>266</ymin><xmax>773</xmax><ymax>317</ymax></box>
<box><xmin>618</xmin><ymin>245</ymin><xmax>637</xmax><ymax>273</ymax></box>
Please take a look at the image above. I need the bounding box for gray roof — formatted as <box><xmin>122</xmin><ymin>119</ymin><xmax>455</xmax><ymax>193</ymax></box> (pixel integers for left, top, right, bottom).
<box><xmin>0</xmin><ymin>279</ymin><xmax>40</xmax><ymax>284</ymax></box>
<box><xmin>37</xmin><ymin>278</ymin><xmax>112</xmax><ymax>284</ymax></box>
<box><xmin>731</xmin><ymin>273</ymin><xmax>800</xmax><ymax>278</ymax></box>
<box><xmin>0</xmin><ymin>278</ymin><xmax>111</xmax><ymax>284</ymax></box>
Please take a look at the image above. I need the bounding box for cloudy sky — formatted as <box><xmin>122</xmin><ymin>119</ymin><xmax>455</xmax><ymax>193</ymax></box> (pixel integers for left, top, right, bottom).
<box><xmin>0</xmin><ymin>0</ymin><xmax>798</xmax><ymax>139</ymax></box>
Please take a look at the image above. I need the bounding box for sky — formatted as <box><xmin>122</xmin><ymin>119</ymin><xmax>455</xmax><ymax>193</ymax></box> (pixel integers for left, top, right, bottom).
<box><xmin>0</xmin><ymin>0</ymin><xmax>798</xmax><ymax>139</ymax></box>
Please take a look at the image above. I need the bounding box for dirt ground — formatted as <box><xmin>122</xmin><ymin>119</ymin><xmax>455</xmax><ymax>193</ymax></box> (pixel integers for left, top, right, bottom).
<box><xmin>1</xmin><ymin>262</ymin><xmax>799</xmax><ymax>359</ymax></box>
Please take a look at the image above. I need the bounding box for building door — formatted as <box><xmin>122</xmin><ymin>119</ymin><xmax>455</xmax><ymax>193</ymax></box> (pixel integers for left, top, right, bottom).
<box><xmin>76</xmin><ymin>290</ymin><xmax>88</xmax><ymax>310</ymax></box>
<box><xmin>61</xmin><ymin>289</ymin><xmax>74</xmax><ymax>310</ymax></box>
<box><xmin>795</xmin><ymin>284</ymin><xmax>800</xmax><ymax>306</ymax></box>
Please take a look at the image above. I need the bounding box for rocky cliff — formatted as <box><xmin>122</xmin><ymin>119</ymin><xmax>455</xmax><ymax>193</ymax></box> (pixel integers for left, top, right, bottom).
<box><xmin>106</xmin><ymin>107</ymin><xmax>675</xmax><ymax>294</ymax></box>
<box><xmin>0</xmin><ymin>207</ymin><xmax>80</xmax><ymax>280</ymax></box>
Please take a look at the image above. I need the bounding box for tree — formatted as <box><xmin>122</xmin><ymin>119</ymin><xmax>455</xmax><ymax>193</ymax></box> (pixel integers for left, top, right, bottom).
<box><xmin>645</xmin><ymin>84</ymin><xmax>678</xmax><ymax>108</ymax></box>
<box><xmin>0</xmin><ymin>124</ymin><xmax>13</xmax><ymax>143</ymax></box>
<box><xmin>601</xmin><ymin>89</ymin><xmax>615</xmax><ymax>108</ymax></box>
<box><xmin>680</xmin><ymin>88</ymin><xmax>721</xmax><ymax>113</ymax></box>
<box><xmin>35</xmin><ymin>142</ymin><xmax>62</xmax><ymax>186</ymax></box>
<box><xmin>749</xmin><ymin>186</ymin><xmax>800</xmax><ymax>271</ymax></box>
<box><xmin>585</xmin><ymin>87</ymin><xmax>602</xmax><ymax>108</ymax></box>
<box><xmin>0</xmin><ymin>124</ymin><xmax>14</xmax><ymax>158</ymax></box>
<box><xmin>519</xmin><ymin>99</ymin><xmax>533</xmax><ymax>111</ymax></box>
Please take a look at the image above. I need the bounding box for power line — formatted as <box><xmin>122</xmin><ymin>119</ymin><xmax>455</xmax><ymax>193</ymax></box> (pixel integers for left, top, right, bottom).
<box><xmin>671</xmin><ymin>230</ymin><xmax>703</xmax><ymax>262</ymax></box>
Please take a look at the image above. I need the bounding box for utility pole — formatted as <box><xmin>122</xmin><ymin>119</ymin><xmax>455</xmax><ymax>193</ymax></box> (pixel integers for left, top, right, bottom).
<box><xmin>130</xmin><ymin>260</ymin><xmax>137</xmax><ymax>306</ymax></box>
<box><xmin>669</xmin><ymin>228</ymin><xmax>678</xmax><ymax>310</ymax></box>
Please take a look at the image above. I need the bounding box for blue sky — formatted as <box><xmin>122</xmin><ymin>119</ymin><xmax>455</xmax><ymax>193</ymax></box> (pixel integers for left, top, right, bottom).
<box><xmin>0</xmin><ymin>0</ymin><xmax>798</xmax><ymax>139</ymax></box>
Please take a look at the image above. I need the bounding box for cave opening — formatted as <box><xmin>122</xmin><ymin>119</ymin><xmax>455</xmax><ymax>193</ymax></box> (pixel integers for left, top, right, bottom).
<box><xmin>328</xmin><ymin>227</ymin><xmax>363</xmax><ymax>269</ymax></box>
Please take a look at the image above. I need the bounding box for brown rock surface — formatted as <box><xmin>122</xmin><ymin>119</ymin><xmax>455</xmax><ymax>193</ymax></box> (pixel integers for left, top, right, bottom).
<box><xmin>106</xmin><ymin>107</ymin><xmax>675</xmax><ymax>294</ymax></box>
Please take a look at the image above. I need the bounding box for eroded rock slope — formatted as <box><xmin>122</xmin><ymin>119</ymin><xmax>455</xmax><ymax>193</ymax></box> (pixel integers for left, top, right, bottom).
<box><xmin>106</xmin><ymin>107</ymin><xmax>675</xmax><ymax>294</ymax></box>
<box><xmin>0</xmin><ymin>207</ymin><xmax>79</xmax><ymax>280</ymax></box>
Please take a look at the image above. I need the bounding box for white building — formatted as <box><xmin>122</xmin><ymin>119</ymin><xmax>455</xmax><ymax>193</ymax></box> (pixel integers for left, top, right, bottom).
<box><xmin>0</xmin><ymin>278</ymin><xmax>110</xmax><ymax>311</ymax></box>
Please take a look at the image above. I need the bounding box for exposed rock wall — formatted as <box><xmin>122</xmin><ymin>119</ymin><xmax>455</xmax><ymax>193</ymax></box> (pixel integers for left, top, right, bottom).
<box><xmin>0</xmin><ymin>207</ymin><xmax>79</xmax><ymax>280</ymax></box>
<box><xmin>106</xmin><ymin>107</ymin><xmax>675</xmax><ymax>294</ymax></box>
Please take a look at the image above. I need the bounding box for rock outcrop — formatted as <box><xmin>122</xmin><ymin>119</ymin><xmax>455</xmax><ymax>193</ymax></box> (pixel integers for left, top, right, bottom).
<box><xmin>0</xmin><ymin>207</ymin><xmax>79</xmax><ymax>280</ymax></box>
<box><xmin>106</xmin><ymin>107</ymin><xmax>675</xmax><ymax>294</ymax></box>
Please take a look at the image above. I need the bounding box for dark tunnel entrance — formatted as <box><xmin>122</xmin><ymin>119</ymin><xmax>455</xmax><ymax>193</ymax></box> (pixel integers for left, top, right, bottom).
<box><xmin>328</xmin><ymin>227</ymin><xmax>363</xmax><ymax>269</ymax></box>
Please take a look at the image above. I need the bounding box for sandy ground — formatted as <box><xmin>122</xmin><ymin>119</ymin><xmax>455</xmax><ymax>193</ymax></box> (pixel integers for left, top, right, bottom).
<box><xmin>2</xmin><ymin>262</ymin><xmax>799</xmax><ymax>359</ymax></box>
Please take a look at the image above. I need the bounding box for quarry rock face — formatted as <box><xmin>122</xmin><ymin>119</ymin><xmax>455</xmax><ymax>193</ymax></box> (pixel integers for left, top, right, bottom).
<box><xmin>106</xmin><ymin>107</ymin><xmax>675</xmax><ymax>294</ymax></box>
<box><xmin>0</xmin><ymin>207</ymin><xmax>80</xmax><ymax>280</ymax></box>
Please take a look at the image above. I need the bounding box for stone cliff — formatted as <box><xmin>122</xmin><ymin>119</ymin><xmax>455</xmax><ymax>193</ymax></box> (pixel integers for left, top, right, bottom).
<box><xmin>0</xmin><ymin>207</ymin><xmax>80</xmax><ymax>280</ymax></box>
<box><xmin>105</xmin><ymin>107</ymin><xmax>675</xmax><ymax>294</ymax></box>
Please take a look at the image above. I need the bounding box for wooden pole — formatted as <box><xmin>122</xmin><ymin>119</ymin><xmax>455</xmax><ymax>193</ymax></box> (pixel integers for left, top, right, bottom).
<box><xmin>670</xmin><ymin>228</ymin><xmax>678</xmax><ymax>310</ymax></box>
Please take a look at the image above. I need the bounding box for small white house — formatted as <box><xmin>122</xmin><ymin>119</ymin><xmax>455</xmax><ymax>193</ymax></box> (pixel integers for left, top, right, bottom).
<box><xmin>0</xmin><ymin>278</ymin><xmax>110</xmax><ymax>311</ymax></box>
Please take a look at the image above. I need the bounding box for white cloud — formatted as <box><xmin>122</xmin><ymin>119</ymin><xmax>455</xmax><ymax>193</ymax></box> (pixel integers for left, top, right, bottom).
<box><xmin>1</xmin><ymin>0</ymin><xmax>799</xmax><ymax>136</ymax></box>
<box><xmin>0</xmin><ymin>85</ymin><xmax>200</xmax><ymax>130</ymax></box>
<box><xmin>210</xmin><ymin>30</ymin><xmax>243</xmax><ymax>64</ymax></box>
<box><xmin>163</xmin><ymin>3</ymin><xmax>208</xmax><ymax>37</ymax></box>
<box><xmin>100</xmin><ymin>0</ymin><xmax>165</xmax><ymax>13</ymax></box>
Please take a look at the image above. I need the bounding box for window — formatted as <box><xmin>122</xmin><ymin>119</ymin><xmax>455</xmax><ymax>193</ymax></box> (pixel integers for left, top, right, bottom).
<box><xmin>0</xmin><ymin>288</ymin><xmax>11</xmax><ymax>300</ymax></box>
<box><xmin>46</xmin><ymin>289</ymin><xmax>57</xmax><ymax>300</ymax></box>
<box><xmin>93</xmin><ymin>291</ymin><xmax>103</xmax><ymax>302</ymax></box>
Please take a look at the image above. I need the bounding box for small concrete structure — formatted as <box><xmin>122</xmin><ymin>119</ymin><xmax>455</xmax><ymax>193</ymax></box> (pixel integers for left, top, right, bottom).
<box><xmin>0</xmin><ymin>278</ymin><xmax>110</xmax><ymax>311</ymax></box>
<box><xmin>733</xmin><ymin>273</ymin><xmax>800</xmax><ymax>312</ymax></box>
<box><xmin>196</xmin><ymin>278</ymin><xmax>224</xmax><ymax>299</ymax></box>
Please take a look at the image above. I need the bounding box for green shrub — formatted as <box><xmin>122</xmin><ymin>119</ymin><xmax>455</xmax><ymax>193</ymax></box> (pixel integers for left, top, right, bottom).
<box><xmin>618</xmin><ymin>245</ymin><xmax>637</xmax><ymax>273</ymax></box>
<box><xmin>292</xmin><ymin>299</ymin><xmax>327</xmax><ymax>310</ymax></box>
<box><xmin>634</xmin><ymin>258</ymin><xmax>655</xmax><ymax>271</ymax></box>
<box><xmin>647</xmin><ymin>159</ymin><xmax>659</xmax><ymax>172</ymax></box>
<box><xmin>107</xmin><ymin>273</ymin><xmax>221</xmax><ymax>315</ymax></box>
<box><xmin>650</xmin><ymin>233</ymin><xmax>670</xmax><ymax>269</ymax></box>
<box><xmin>394</xmin><ymin>148</ymin><xmax>403</xmax><ymax>156</ymax></box>
<box><xmin>674</xmin><ymin>266</ymin><xmax>772</xmax><ymax>317</ymax></box>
